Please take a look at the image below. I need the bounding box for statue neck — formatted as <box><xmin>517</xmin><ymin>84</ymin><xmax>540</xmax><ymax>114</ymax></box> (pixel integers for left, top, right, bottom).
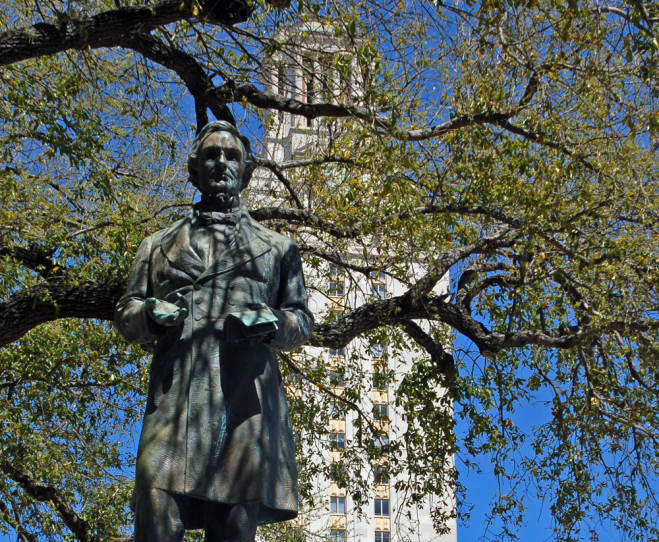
<box><xmin>198</xmin><ymin>193</ymin><xmax>241</xmax><ymax>213</ymax></box>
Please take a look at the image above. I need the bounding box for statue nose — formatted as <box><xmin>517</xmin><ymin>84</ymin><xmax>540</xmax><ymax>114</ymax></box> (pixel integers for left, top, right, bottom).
<box><xmin>216</xmin><ymin>155</ymin><xmax>228</xmax><ymax>170</ymax></box>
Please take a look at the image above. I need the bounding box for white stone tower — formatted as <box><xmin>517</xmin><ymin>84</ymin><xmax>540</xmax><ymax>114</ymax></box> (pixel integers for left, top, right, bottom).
<box><xmin>251</xmin><ymin>22</ymin><xmax>457</xmax><ymax>542</ymax></box>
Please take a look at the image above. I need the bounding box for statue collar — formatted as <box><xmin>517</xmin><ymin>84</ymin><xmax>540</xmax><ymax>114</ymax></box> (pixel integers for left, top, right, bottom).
<box><xmin>192</xmin><ymin>195</ymin><xmax>241</xmax><ymax>226</ymax></box>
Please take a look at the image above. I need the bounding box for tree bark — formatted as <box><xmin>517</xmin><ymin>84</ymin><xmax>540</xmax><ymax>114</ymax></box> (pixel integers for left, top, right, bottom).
<box><xmin>0</xmin><ymin>0</ymin><xmax>252</xmax><ymax>68</ymax></box>
<box><xmin>0</xmin><ymin>277</ymin><xmax>123</xmax><ymax>346</ymax></box>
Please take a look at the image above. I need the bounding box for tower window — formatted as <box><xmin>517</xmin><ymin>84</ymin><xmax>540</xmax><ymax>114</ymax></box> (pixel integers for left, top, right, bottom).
<box><xmin>372</xmin><ymin>373</ymin><xmax>387</xmax><ymax>391</ymax></box>
<box><xmin>373</xmin><ymin>403</ymin><xmax>389</xmax><ymax>420</ymax></box>
<box><xmin>372</xmin><ymin>282</ymin><xmax>386</xmax><ymax>299</ymax></box>
<box><xmin>374</xmin><ymin>466</ymin><xmax>390</xmax><ymax>485</ymax></box>
<box><xmin>371</xmin><ymin>344</ymin><xmax>386</xmax><ymax>359</ymax></box>
<box><xmin>330</xmin><ymin>370</ymin><xmax>345</xmax><ymax>387</ymax></box>
<box><xmin>330</xmin><ymin>495</ymin><xmax>346</xmax><ymax>514</ymax></box>
<box><xmin>329</xmin><ymin>400</ymin><xmax>346</xmax><ymax>419</ymax></box>
<box><xmin>374</xmin><ymin>498</ymin><xmax>390</xmax><ymax>517</ymax></box>
<box><xmin>330</xmin><ymin>347</ymin><xmax>346</xmax><ymax>358</ymax></box>
<box><xmin>329</xmin><ymin>265</ymin><xmax>345</xmax><ymax>297</ymax></box>
<box><xmin>331</xmin><ymin>432</ymin><xmax>346</xmax><ymax>450</ymax></box>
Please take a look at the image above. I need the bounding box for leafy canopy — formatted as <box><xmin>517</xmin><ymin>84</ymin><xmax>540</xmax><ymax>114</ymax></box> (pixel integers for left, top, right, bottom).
<box><xmin>0</xmin><ymin>0</ymin><xmax>656</xmax><ymax>541</ymax></box>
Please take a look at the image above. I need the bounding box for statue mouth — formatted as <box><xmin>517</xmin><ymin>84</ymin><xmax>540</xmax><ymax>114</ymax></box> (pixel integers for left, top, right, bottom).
<box><xmin>205</xmin><ymin>175</ymin><xmax>240</xmax><ymax>195</ymax></box>
<box><xmin>215</xmin><ymin>173</ymin><xmax>236</xmax><ymax>183</ymax></box>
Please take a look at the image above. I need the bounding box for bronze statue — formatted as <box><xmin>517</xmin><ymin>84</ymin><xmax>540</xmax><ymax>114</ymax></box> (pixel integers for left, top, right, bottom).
<box><xmin>115</xmin><ymin>121</ymin><xmax>313</xmax><ymax>542</ymax></box>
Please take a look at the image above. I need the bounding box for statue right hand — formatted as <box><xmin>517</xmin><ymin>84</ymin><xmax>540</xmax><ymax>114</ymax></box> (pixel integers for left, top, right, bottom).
<box><xmin>145</xmin><ymin>296</ymin><xmax>189</xmax><ymax>326</ymax></box>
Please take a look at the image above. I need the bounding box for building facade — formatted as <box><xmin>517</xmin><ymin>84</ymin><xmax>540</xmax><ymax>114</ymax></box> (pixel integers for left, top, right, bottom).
<box><xmin>250</xmin><ymin>23</ymin><xmax>457</xmax><ymax>542</ymax></box>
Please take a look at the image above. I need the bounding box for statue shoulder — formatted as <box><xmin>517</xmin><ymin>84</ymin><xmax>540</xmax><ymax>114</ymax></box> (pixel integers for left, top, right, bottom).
<box><xmin>152</xmin><ymin>216</ymin><xmax>191</xmax><ymax>242</ymax></box>
<box><xmin>245</xmin><ymin>215</ymin><xmax>298</xmax><ymax>252</ymax></box>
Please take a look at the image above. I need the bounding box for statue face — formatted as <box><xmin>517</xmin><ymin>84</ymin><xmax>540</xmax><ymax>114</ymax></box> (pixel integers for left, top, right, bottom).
<box><xmin>196</xmin><ymin>131</ymin><xmax>246</xmax><ymax>196</ymax></box>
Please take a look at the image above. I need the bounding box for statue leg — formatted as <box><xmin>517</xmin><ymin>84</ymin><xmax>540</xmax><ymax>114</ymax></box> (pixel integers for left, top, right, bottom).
<box><xmin>134</xmin><ymin>488</ymin><xmax>186</xmax><ymax>542</ymax></box>
<box><xmin>203</xmin><ymin>501</ymin><xmax>259</xmax><ymax>542</ymax></box>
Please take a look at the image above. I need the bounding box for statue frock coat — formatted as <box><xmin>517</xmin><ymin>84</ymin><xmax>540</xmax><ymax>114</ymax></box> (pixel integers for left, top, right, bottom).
<box><xmin>115</xmin><ymin>208</ymin><xmax>312</xmax><ymax>525</ymax></box>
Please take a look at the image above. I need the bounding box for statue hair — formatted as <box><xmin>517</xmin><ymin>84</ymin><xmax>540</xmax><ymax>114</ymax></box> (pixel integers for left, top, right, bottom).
<box><xmin>187</xmin><ymin>121</ymin><xmax>256</xmax><ymax>190</ymax></box>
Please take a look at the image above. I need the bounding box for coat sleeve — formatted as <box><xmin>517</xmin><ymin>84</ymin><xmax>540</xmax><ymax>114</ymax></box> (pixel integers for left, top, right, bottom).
<box><xmin>114</xmin><ymin>235</ymin><xmax>167</xmax><ymax>345</ymax></box>
<box><xmin>269</xmin><ymin>241</ymin><xmax>313</xmax><ymax>352</ymax></box>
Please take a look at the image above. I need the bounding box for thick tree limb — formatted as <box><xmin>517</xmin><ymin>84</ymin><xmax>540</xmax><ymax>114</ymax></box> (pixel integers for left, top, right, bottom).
<box><xmin>0</xmin><ymin>0</ymin><xmax>253</xmax><ymax>68</ymax></box>
<box><xmin>208</xmin><ymin>69</ymin><xmax>540</xmax><ymax>142</ymax></box>
<box><xmin>208</xmin><ymin>81</ymin><xmax>525</xmax><ymax>142</ymax></box>
<box><xmin>0</xmin><ymin>461</ymin><xmax>97</xmax><ymax>542</ymax></box>
<box><xmin>250</xmin><ymin>204</ymin><xmax>521</xmax><ymax>240</ymax></box>
<box><xmin>0</xmin><ymin>263</ymin><xmax>656</xmax><ymax>361</ymax></box>
<box><xmin>120</xmin><ymin>32</ymin><xmax>235</xmax><ymax>125</ymax></box>
<box><xmin>0</xmin><ymin>246</ymin><xmax>57</xmax><ymax>277</ymax></box>
<box><xmin>0</xmin><ymin>277</ymin><xmax>122</xmax><ymax>347</ymax></box>
<box><xmin>249</xmin><ymin>206</ymin><xmax>359</xmax><ymax>238</ymax></box>
<box><xmin>402</xmin><ymin>321</ymin><xmax>454</xmax><ymax>376</ymax></box>
<box><xmin>491</xmin><ymin>319</ymin><xmax>659</xmax><ymax>351</ymax></box>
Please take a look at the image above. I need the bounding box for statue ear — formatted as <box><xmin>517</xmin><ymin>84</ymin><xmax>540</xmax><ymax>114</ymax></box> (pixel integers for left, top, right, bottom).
<box><xmin>241</xmin><ymin>163</ymin><xmax>256</xmax><ymax>190</ymax></box>
<box><xmin>188</xmin><ymin>160</ymin><xmax>199</xmax><ymax>188</ymax></box>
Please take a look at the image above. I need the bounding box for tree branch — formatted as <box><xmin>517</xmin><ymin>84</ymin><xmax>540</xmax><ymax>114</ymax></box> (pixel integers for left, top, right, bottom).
<box><xmin>249</xmin><ymin>203</ymin><xmax>521</xmax><ymax>241</ymax></box>
<box><xmin>0</xmin><ymin>259</ymin><xmax>656</xmax><ymax>363</ymax></box>
<box><xmin>0</xmin><ymin>278</ymin><xmax>122</xmax><ymax>348</ymax></box>
<box><xmin>0</xmin><ymin>0</ymin><xmax>253</xmax><ymax>68</ymax></box>
<box><xmin>0</xmin><ymin>245</ymin><xmax>58</xmax><ymax>277</ymax></box>
<box><xmin>0</xmin><ymin>461</ymin><xmax>98</xmax><ymax>542</ymax></box>
<box><xmin>278</xmin><ymin>352</ymin><xmax>377</xmax><ymax>435</ymax></box>
<box><xmin>254</xmin><ymin>160</ymin><xmax>304</xmax><ymax>209</ymax></box>
<box><xmin>249</xmin><ymin>206</ymin><xmax>359</xmax><ymax>238</ymax></box>
<box><xmin>401</xmin><ymin>321</ymin><xmax>454</xmax><ymax>376</ymax></box>
<box><xmin>0</xmin><ymin>498</ymin><xmax>36</xmax><ymax>542</ymax></box>
<box><xmin>496</xmin><ymin>119</ymin><xmax>600</xmax><ymax>173</ymax></box>
<box><xmin>120</xmin><ymin>32</ymin><xmax>235</xmax><ymax>126</ymax></box>
<box><xmin>210</xmin><ymin>68</ymin><xmax>541</xmax><ymax>142</ymax></box>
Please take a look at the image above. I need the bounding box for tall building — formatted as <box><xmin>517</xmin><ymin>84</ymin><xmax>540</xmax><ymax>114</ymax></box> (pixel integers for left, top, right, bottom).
<box><xmin>249</xmin><ymin>22</ymin><xmax>456</xmax><ymax>542</ymax></box>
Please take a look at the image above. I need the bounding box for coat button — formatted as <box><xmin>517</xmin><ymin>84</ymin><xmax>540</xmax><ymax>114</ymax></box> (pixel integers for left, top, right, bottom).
<box><xmin>195</xmin><ymin>298</ymin><xmax>202</xmax><ymax>305</ymax></box>
<box><xmin>194</xmin><ymin>315</ymin><xmax>202</xmax><ymax>321</ymax></box>
<box><xmin>193</xmin><ymin>283</ymin><xmax>201</xmax><ymax>290</ymax></box>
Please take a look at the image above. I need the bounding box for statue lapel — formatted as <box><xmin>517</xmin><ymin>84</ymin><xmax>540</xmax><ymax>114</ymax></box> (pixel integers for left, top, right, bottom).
<box><xmin>158</xmin><ymin>217</ymin><xmax>207</xmax><ymax>281</ymax></box>
<box><xmin>196</xmin><ymin>210</ymin><xmax>271</xmax><ymax>285</ymax></box>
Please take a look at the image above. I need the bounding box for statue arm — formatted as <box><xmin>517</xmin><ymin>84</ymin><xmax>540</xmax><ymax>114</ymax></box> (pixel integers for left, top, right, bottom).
<box><xmin>114</xmin><ymin>236</ymin><xmax>168</xmax><ymax>344</ymax></box>
<box><xmin>269</xmin><ymin>241</ymin><xmax>314</xmax><ymax>351</ymax></box>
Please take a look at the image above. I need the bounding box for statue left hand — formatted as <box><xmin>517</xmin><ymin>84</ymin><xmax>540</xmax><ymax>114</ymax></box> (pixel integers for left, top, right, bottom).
<box><xmin>145</xmin><ymin>295</ymin><xmax>189</xmax><ymax>326</ymax></box>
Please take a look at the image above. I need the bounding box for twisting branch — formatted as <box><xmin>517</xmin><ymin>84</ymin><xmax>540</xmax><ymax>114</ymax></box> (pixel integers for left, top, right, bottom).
<box><xmin>496</xmin><ymin>119</ymin><xmax>599</xmax><ymax>173</ymax></box>
<box><xmin>299</xmin><ymin>247</ymin><xmax>375</xmax><ymax>276</ymax></box>
<box><xmin>254</xmin><ymin>159</ymin><xmax>304</xmax><ymax>208</ymax></box>
<box><xmin>0</xmin><ymin>277</ymin><xmax>123</xmax><ymax>348</ymax></box>
<box><xmin>402</xmin><ymin>321</ymin><xmax>454</xmax><ymax>376</ymax></box>
<box><xmin>212</xmin><ymin>69</ymin><xmax>541</xmax><ymax>142</ymax></box>
<box><xmin>250</xmin><ymin>203</ymin><xmax>521</xmax><ymax>241</ymax></box>
<box><xmin>0</xmin><ymin>461</ymin><xmax>98</xmax><ymax>542</ymax></box>
<box><xmin>249</xmin><ymin>207</ymin><xmax>359</xmax><ymax>238</ymax></box>
<box><xmin>0</xmin><ymin>0</ymin><xmax>254</xmax><ymax>68</ymax></box>
<box><xmin>275</xmin><ymin>156</ymin><xmax>356</xmax><ymax>169</ymax></box>
<box><xmin>209</xmin><ymin>82</ymin><xmax>532</xmax><ymax>143</ymax></box>
<box><xmin>121</xmin><ymin>33</ymin><xmax>234</xmax><ymax>126</ymax></box>
<box><xmin>279</xmin><ymin>352</ymin><xmax>377</xmax><ymax>436</ymax></box>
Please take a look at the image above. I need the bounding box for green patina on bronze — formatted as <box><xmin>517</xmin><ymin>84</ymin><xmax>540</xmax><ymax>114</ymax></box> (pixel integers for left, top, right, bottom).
<box><xmin>115</xmin><ymin>121</ymin><xmax>313</xmax><ymax>538</ymax></box>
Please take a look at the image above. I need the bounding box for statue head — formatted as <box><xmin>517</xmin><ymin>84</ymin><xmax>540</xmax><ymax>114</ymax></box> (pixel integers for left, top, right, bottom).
<box><xmin>187</xmin><ymin>121</ymin><xmax>256</xmax><ymax>196</ymax></box>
